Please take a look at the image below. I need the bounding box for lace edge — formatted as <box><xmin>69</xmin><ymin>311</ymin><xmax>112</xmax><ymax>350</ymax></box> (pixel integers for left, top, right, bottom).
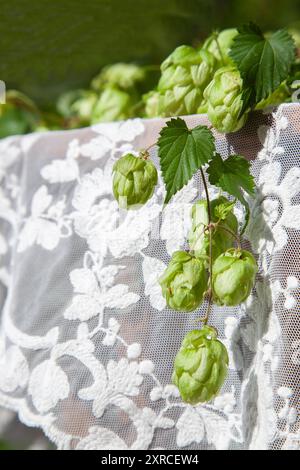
<box><xmin>0</xmin><ymin>392</ymin><xmax>72</xmax><ymax>449</ymax></box>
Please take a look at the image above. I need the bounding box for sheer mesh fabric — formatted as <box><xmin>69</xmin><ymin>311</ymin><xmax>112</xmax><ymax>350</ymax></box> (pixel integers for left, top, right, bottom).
<box><xmin>0</xmin><ymin>104</ymin><xmax>299</xmax><ymax>450</ymax></box>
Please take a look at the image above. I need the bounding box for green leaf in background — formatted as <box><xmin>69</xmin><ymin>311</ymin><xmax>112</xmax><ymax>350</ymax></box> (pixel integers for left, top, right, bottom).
<box><xmin>207</xmin><ymin>153</ymin><xmax>255</xmax><ymax>232</ymax></box>
<box><xmin>158</xmin><ymin>117</ymin><xmax>215</xmax><ymax>203</ymax></box>
<box><xmin>0</xmin><ymin>440</ymin><xmax>12</xmax><ymax>451</ymax></box>
<box><xmin>0</xmin><ymin>0</ymin><xmax>210</xmax><ymax>107</ymax></box>
<box><xmin>229</xmin><ymin>22</ymin><xmax>295</xmax><ymax>106</ymax></box>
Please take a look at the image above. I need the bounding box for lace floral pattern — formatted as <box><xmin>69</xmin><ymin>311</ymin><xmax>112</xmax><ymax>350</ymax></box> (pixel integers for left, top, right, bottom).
<box><xmin>0</xmin><ymin>106</ymin><xmax>299</xmax><ymax>449</ymax></box>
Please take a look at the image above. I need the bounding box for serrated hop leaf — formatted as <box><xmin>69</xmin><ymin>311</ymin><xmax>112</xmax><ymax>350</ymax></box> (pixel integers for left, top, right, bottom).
<box><xmin>255</xmin><ymin>81</ymin><xmax>290</xmax><ymax>110</ymax></box>
<box><xmin>157</xmin><ymin>118</ymin><xmax>215</xmax><ymax>204</ymax></box>
<box><xmin>204</xmin><ymin>65</ymin><xmax>249</xmax><ymax>133</ymax></box>
<box><xmin>203</xmin><ymin>28</ymin><xmax>238</xmax><ymax>65</ymax></box>
<box><xmin>212</xmin><ymin>248</ymin><xmax>258</xmax><ymax>306</ymax></box>
<box><xmin>112</xmin><ymin>153</ymin><xmax>158</xmax><ymax>209</ymax></box>
<box><xmin>159</xmin><ymin>251</ymin><xmax>208</xmax><ymax>312</ymax></box>
<box><xmin>189</xmin><ymin>197</ymin><xmax>238</xmax><ymax>263</ymax></box>
<box><xmin>91</xmin><ymin>87</ymin><xmax>138</xmax><ymax>123</ymax></box>
<box><xmin>145</xmin><ymin>45</ymin><xmax>216</xmax><ymax>118</ymax></box>
<box><xmin>172</xmin><ymin>326</ymin><xmax>229</xmax><ymax>404</ymax></box>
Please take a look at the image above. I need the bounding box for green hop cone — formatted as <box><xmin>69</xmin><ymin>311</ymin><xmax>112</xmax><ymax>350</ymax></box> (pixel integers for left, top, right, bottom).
<box><xmin>91</xmin><ymin>63</ymin><xmax>146</xmax><ymax>91</ymax></box>
<box><xmin>143</xmin><ymin>90</ymin><xmax>161</xmax><ymax>119</ymax></box>
<box><xmin>91</xmin><ymin>86</ymin><xmax>139</xmax><ymax>123</ymax></box>
<box><xmin>145</xmin><ymin>45</ymin><xmax>216</xmax><ymax>117</ymax></box>
<box><xmin>112</xmin><ymin>153</ymin><xmax>158</xmax><ymax>209</ymax></box>
<box><xmin>203</xmin><ymin>28</ymin><xmax>238</xmax><ymax>65</ymax></box>
<box><xmin>204</xmin><ymin>65</ymin><xmax>249</xmax><ymax>133</ymax></box>
<box><xmin>212</xmin><ymin>248</ymin><xmax>258</xmax><ymax>306</ymax></box>
<box><xmin>159</xmin><ymin>251</ymin><xmax>207</xmax><ymax>312</ymax></box>
<box><xmin>70</xmin><ymin>91</ymin><xmax>98</xmax><ymax>122</ymax></box>
<box><xmin>172</xmin><ymin>326</ymin><xmax>229</xmax><ymax>404</ymax></box>
<box><xmin>57</xmin><ymin>90</ymin><xmax>98</xmax><ymax>123</ymax></box>
<box><xmin>189</xmin><ymin>197</ymin><xmax>238</xmax><ymax>263</ymax></box>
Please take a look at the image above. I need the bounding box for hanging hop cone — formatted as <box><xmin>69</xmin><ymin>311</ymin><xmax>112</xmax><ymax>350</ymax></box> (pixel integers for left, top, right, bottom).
<box><xmin>212</xmin><ymin>248</ymin><xmax>258</xmax><ymax>306</ymax></box>
<box><xmin>144</xmin><ymin>45</ymin><xmax>216</xmax><ymax>117</ymax></box>
<box><xmin>203</xmin><ymin>65</ymin><xmax>249</xmax><ymax>133</ymax></box>
<box><xmin>203</xmin><ymin>28</ymin><xmax>238</xmax><ymax>66</ymax></box>
<box><xmin>172</xmin><ymin>326</ymin><xmax>229</xmax><ymax>404</ymax></box>
<box><xmin>159</xmin><ymin>251</ymin><xmax>208</xmax><ymax>312</ymax></box>
<box><xmin>188</xmin><ymin>196</ymin><xmax>238</xmax><ymax>263</ymax></box>
<box><xmin>112</xmin><ymin>153</ymin><xmax>158</xmax><ymax>209</ymax></box>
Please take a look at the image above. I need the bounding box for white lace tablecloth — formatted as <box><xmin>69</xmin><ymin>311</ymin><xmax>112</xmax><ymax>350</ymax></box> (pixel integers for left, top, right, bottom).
<box><xmin>0</xmin><ymin>104</ymin><xmax>299</xmax><ymax>450</ymax></box>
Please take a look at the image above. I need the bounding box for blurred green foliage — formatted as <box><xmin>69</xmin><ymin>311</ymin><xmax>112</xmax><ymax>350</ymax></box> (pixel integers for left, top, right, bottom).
<box><xmin>0</xmin><ymin>0</ymin><xmax>299</xmax><ymax>107</ymax></box>
<box><xmin>0</xmin><ymin>440</ymin><xmax>11</xmax><ymax>450</ymax></box>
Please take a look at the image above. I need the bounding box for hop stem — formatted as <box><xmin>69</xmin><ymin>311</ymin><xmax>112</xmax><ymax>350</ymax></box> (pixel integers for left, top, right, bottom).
<box><xmin>217</xmin><ymin>223</ymin><xmax>241</xmax><ymax>250</ymax></box>
<box><xmin>145</xmin><ymin>142</ymin><xmax>157</xmax><ymax>152</ymax></box>
<box><xmin>212</xmin><ymin>32</ymin><xmax>226</xmax><ymax>66</ymax></box>
<box><xmin>199</xmin><ymin>168</ymin><xmax>213</xmax><ymax>325</ymax></box>
<box><xmin>139</xmin><ymin>142</ymin><xmax>157</xmax><ymax>160</ymax></box>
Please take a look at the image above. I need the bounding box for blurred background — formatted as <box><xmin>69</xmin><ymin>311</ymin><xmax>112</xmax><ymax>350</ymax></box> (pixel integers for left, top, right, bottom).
<box><xmin>0</xmin><ymin>0</ymin><xmax>299</xmax><ymax>450</ymax></box>
<box><xmin>1</xmin><ymin>0</ymin><xmax>300</xmax><ymax>105</ymax></box>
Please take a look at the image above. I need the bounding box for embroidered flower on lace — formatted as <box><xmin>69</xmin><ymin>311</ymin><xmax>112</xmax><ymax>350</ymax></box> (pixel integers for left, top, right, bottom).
<box><xmin>160</xmin><ymin>180</ymin><xmax>196</xmax><ymax>256</ymax></box>
<box><xmin>18</xmin><ymin>185</ymin><xmax>72</xmax><ymax>252</ymax></box>
<box><xmin>0</xmin><ymin>341</ymin><xmax>29</xmax><ymax>393</ymax></box>
<box><xmin>272</xmin><ymin>276</ymin><xmax>299</xmax><ymax>309</ymax></box>
<box><xmin>248</xmin><ymin>160</ymin><xmax>300</xmax><ymax>254</ymax></box>
<box><xmin>277</xmin><ymin>387</ymin><xmax>300</xmax><ymax>449</ymax></box>
<box><xmin>41</xmin><ymin>139</ymin><xmax>81</xmax><ymax>184</ymax></box>
<box><xmin>257</xmin><ymin>116</ymin><xmax>287</xmax><ymax>162</ymax></box>
<box><xmin>64</xmin><ymin>266</ymin><xmax>140</xmax><ymax>321</ymax></box>
<box><xmin>176</xmin><ymin>408</ymin><xmax>205</xmax><ymax>447</ymax></box>
<box><xmin>28</xmin><ymin>359</ymin><xmax>70</xmax><ymax>413</ymax></box>
<box><xmin>78</xmin><ymin>358</ymin><xmax>145</xmax><ymax>418</ymax></box>
<box><xmin>102</xmin><ymin>318</ymin><xmax>120</xmax><ymax>346</ymax></box>
<box><xmin>0</xmin><ymin>138</ymin><xmax>21</xmax><ymax>182</ymax></box>
<box><xmin>142</xmin><ymin>255</ymin><xmax>166</xmax><ymax>311</ymax></box>
<box><xmin>81</xmin><ymin>119</ymin><xmax>144</xmax><ymax>160</ymax></box>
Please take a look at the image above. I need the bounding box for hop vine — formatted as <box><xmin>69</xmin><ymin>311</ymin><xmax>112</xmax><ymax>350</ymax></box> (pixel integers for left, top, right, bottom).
<box><xmin>111</xmin><ymin>114</ymin><xmax>258</xmax><ymax>404</ymax></box>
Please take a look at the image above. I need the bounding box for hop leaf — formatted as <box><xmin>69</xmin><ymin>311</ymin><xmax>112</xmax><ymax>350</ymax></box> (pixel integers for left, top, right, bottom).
<box><xmin>207</xmin><ymin>154</ymin><xmax>255</xmax><ymax>232</ymax></box>
<box><xmin>229</xmin><ymin>22</ymin><xmax>295</xmax><ymax>108</ymax></box>
<box><xmin>158</xmin><ymin>117</ymin><xmax>215</xmax><ymax>203</ymax></box>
